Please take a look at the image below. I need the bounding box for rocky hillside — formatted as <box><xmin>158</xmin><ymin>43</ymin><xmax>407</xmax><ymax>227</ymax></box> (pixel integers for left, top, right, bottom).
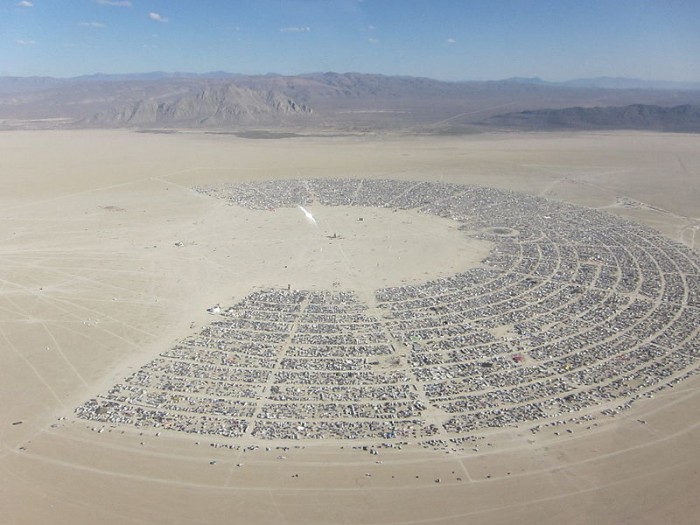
<box><xmin>482</xmin><ymin>104</ymin><xmax>700</xmax><ymax>132</ymax></box>
<box><xmin>84</xmin><ymin>83</ymin><xmax>311</xmax><ymax>127</ymax></box>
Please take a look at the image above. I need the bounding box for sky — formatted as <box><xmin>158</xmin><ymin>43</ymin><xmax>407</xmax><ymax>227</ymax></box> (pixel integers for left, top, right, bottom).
<box><xmin>2</xmin><ymin>0</ymin><xmax>700</xmax><ymax>81</ymax></box>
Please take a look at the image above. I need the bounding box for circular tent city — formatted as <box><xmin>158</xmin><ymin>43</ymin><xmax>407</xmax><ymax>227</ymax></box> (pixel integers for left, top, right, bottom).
<box><xmin>76</xmin><ymin>179</ymin><xmax>700</xmax><ymax>445</ymax></box>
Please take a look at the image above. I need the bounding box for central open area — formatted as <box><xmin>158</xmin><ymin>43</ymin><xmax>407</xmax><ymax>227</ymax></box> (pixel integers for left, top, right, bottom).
<box><xmin>198</xmin><ymin>204</ymin><xmax>492</xmax><ymax>298</ymax></box>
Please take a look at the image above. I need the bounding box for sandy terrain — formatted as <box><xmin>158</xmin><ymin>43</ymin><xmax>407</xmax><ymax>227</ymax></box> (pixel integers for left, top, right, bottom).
<box><xmin>1</xmin><ymin>129</ymin><xmax>699</xmax><ymax>524</ymax></box>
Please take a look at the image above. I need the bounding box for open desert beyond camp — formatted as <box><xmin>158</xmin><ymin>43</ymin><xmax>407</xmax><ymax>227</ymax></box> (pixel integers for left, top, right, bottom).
<box><xmin>1</xmin><ymin>129</ymin><xmax>700</xmax><ymax>525</ymax></box>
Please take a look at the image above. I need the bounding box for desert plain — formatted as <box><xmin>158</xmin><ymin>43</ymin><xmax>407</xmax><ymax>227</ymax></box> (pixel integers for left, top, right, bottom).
<box><xmin>1</xmin><ymin>129</ymin><xmax>700</xmax><ymax>524</ymax></box>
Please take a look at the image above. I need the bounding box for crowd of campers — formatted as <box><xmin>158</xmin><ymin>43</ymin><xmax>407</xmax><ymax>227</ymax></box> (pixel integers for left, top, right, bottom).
<box><xmin>76</xmin><ymin>179</ymin><xmax>700</xmax><ymax>442</ymax></box>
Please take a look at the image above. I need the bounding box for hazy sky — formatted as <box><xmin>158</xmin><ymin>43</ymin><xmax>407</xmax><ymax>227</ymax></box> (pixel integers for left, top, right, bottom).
<box><xmin>2</xmin><ymin>0</ymin><xmax>699</xmax><ymax>81</ymax></box>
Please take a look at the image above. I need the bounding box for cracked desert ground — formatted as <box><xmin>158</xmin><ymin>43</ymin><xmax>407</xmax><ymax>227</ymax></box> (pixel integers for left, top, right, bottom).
<box><xmin>1</xmin><ymin>129</ymin><xmax>700</xmax><ymax>525</ymax></box>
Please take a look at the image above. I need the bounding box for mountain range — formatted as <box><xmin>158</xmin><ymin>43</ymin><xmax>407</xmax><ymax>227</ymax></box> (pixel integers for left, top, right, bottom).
<box><xmin>1</xmin><ymin>72</ymin><xmax>699</xmax><ymax>133</ymax></box>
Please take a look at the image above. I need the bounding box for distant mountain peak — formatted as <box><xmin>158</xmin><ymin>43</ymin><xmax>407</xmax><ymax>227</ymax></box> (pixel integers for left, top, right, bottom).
<box><xmin>500</xmin><ymin>77</ymin><xmax>547</xmax><ymax>85</ymax></box>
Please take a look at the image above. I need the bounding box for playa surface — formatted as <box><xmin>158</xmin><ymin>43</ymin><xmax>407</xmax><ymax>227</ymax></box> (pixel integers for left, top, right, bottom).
<box><xmin>1</xmin><ymin>129</ymin><xmax>699</xmax><ymax>524</ymax></box>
